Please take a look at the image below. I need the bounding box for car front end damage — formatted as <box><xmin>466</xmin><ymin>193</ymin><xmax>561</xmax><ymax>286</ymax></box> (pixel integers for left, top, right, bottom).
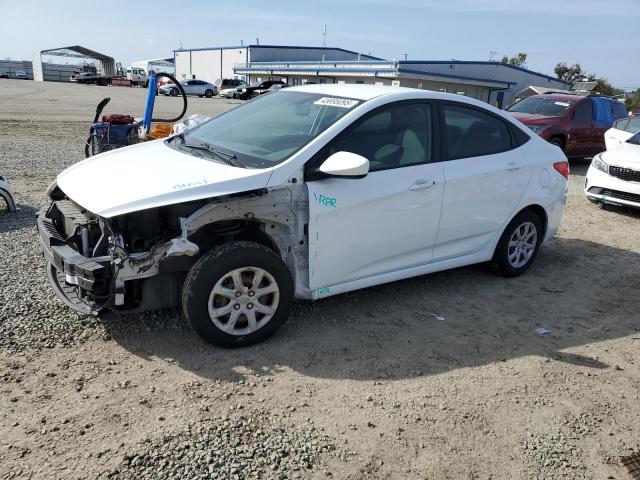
<box><xmin>37</xmin><ymin>182</ymin><xmax>311</xmax><ymax>315</ymax></box>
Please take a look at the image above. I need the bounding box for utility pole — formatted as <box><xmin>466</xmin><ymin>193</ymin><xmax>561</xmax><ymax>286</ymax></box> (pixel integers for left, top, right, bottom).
<box><xmin>402</xmin><ymin>53</ymin><xmax>408</xmax><ymax>61</ymax></box>
<box><xmin>322</xmin><ymin>23</ymin><xmax>327</xmax><ymax>47</ymax></box>
<box><xmin>489</xmin><ymin>50</ymin><xmax>497</xmax><ymax>61</ymax></box>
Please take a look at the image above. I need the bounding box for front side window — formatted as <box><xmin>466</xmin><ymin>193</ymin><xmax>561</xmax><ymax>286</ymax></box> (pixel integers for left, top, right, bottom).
<box><xmin>626</xmin><ymin>117</ymin><xmax>640</xmax><ymax>133</ymax></box>
<box><xmin>177</xmin><ymin>91</ymin><xmax>361</xmax><ymax>168</ymax></box>
<box><xmin>614</xmin><ymin>118</ymin><xmax>629</xmax><ymax>131</ymax></box>
<box><xmin>328</xmin><ymin>103</ymin><xmax>432</xmax><ymax>172</ymax></box>
<box><xmin>443</xmin><ymin>104</ymin><xmax>512</xmax><ymax>159</ymax></box>
<box><xmin>507</xmin><ymin>97</ymin><xmax>575</xmax><ymax>117</ymax></box>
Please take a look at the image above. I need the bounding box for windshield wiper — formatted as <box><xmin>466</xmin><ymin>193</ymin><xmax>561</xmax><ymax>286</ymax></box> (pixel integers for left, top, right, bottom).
<box><xmin>177</xmin><ymin>136</ymin><xmax>245</xmax><ymax>168</ymax></box>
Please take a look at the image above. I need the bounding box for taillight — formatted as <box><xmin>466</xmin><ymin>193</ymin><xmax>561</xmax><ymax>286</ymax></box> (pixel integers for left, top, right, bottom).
<box><xmin>553</xmin><ymin>161</ymin><xmax>569</xmax><ymax>179</ymax></box>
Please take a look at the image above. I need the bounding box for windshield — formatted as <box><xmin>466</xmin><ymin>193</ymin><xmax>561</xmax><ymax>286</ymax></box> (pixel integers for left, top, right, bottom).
<box><xmin>627</xmin><ymin>131</ymin><xmax>640</xmax><ymax>145</ymax></box>
<box><xmin>177</xmin><ymin>91</ymin><xmax>362</xmax><ymax>168</ymax></box>
<box><xmin>507</xmin><ymin>97</ymin><xmax>575</xmax><ymax>117</ymax></box>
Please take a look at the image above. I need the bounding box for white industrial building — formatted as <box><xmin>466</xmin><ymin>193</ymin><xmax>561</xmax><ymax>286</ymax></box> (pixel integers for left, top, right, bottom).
<box><xmin>174</xmin><ymin>44</ymin><xmax>382</xmax><ymax>84</ymax></box>
<box><xmin>175</xmin><ymin>44</ymin><xmax>570</xmax><ymax>107</ymax></box>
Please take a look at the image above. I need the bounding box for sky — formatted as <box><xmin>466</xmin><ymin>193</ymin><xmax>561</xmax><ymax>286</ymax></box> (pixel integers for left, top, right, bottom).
<box><xmin>1</xmin><ymin>0</ymin><xmax>638</xmax><ymax>89</ymax></box>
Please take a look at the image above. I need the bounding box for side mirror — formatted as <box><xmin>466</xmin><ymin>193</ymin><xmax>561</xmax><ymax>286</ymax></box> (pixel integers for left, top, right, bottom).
<box><xmin>318</xmin><ymin>151</ymin><xmax>369</xmax><ymax>178</ymax></box>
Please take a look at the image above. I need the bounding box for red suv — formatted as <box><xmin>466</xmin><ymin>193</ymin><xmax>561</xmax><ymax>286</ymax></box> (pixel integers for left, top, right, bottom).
<box><xmin>506</xmin><ymin>94</ymin><xmax>628</xmax><ymax>156</ymax></box>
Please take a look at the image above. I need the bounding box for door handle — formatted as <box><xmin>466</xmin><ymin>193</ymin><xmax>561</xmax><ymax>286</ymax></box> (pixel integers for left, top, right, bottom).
<box><xmin>409</xmin><ymin>179</ymin><xmax>436</xmax><ymax>191</ymax></box>
<box><xmin>505</xmin><ymin>162</ymin><xmax>521</xmax><ymax>172</ymax></box>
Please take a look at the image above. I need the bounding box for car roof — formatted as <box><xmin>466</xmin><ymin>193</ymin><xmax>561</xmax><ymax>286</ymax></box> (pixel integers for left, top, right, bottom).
<box><xmin>528</xmin><ymin>93</ymin><xmax>585</xmax><ymax>102</ymax></box>
<box><xmin>284</xmin><ymin>83</ymin><xmax>494</xmax><ymax>105</ymax></box>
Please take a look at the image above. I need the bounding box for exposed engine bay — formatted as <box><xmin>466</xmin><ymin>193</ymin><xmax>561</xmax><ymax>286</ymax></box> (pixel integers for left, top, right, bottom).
<box><xmin>39</xmin><ymin>182</ymin><xmax>310</xmax><ymax>315</ymax></box>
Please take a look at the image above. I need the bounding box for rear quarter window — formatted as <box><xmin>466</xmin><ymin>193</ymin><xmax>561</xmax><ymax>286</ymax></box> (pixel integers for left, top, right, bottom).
<box><xmin>442</xmin><ymin>104</ymin><xmax>515</xmax><ymax>160</ymax></box>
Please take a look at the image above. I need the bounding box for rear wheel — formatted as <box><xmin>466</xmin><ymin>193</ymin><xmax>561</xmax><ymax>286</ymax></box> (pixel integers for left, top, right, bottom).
<box><xmin>205</xmin><ymin>89</ymin><xmax>213</xmax><ymax>98</ymax></box>
<box><xmin>182</xmin><ymin>241</ymin><xmax>293</xmax><ymax>347</ymax></box>
<box><xmin>491</xmin><ymin>211</ymin><xmax>543</xmax><ymax>277</ymax></box>
<box><xmin>548</xmin><ymin>136</ymin><xmax>564</xmax><ymax>151</ymax></box>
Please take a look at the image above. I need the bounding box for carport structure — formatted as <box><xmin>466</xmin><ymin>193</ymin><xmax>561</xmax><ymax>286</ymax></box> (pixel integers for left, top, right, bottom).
<box><xmin>32</xmin><ymin>45</ymin><xmax>115</xmax><ymax>81</ymax></box>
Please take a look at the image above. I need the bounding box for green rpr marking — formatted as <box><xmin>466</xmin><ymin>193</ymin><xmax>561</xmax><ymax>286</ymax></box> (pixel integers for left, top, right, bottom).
<box><xmin>314</xmin><ymin>192</ymin><xmax>337</xmax><ymax>208</ymax></box>
<box><xmin>316</xmin><ymin>287</ymin><xmax>331</xmax><ymax>296</ymax></box>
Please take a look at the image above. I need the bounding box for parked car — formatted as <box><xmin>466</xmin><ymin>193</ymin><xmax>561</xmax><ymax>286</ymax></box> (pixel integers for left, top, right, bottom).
<box><xmin>38</xmin><ymin>85</ymin><xmax>568</xmax><ymax>347</ymax></box>
<box><xmin>159</xmin><ymin>79</ymin><xmax>218</xmax><ymax>98</ymax></box>
<box><xmin>605</xmin><ymin>116</ymin><xmax>640</xmax><ymax>150</ymax></box>
<box><xmin>506</xmin><ymin>94</ymin><xmax>628</xmax><ymax>156</ymax></box>
<box><xmin>219</xmin><ymin>82</ymin><xmax>248</xmax><ymax>98</ymax></box>
<box><xmin>236</xmin><ymin>80</ymin><xmax>286</xmax><ymax>100</ymax></box>
<box><xmin>254</xmin><ymin>83</ymin><xmax>287</xmax><ymax>96</ymax></box>
<box><xmin>215</xmin><ymin>78</ymin><xmax>247</xmax><ymax>93</ymax></box>
<box><xmin>585</xmin><ymin>130</ymin><xmax>640</xmax><ymax>210</ymax></box>
<box><xmin>0</xmin><ymin>175</ymin><xmax>16</xmax><ymax>212</ymax></box>
<box><xmin>15</xmin><ymin>71</ymin><xmax>28</xmax><ymax>80</ymax></box>
<box><xmin>0</xmin><ymin>73</ymin><xmax>9</xmax><ymax>79</ymax></box>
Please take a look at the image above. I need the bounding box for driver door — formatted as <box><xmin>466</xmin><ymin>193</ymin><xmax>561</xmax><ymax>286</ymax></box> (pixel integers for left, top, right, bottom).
<box><xmin>306</xmin><ymin>101</ymin><xmax>444</xmax><ymax>293</ymax></box>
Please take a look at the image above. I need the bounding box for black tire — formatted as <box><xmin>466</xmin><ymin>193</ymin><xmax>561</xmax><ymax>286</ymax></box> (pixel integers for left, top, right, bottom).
<box><xmin>205</xmin><ymin>89</ymin><xmax>213</xmax><ymax>98</ymax></box>
<box><xmin>182</xmin><ymin>241</ymin><xmax>294</xmax><ymax>347</ymax></box>
<box><xmin>170</xmin><ymin>87</ymin><xmax>179</xmax><ymax>97</ymax></box>
<box><xmin>491</xmin><ymin>210</ymin><xmax>543</xmax><ymax>277</ymax></box>
<box><xmin>548</xmin><ymin>136</ymin><xmax>564</xmax><ymax>151</ymax></box>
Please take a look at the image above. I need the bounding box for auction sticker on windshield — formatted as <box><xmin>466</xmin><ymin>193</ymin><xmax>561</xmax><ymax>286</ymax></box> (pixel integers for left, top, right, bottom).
<box><xmin>554</xmin><ymin>101</ymin><xmax>571</xmax><ymax>107</ymax></box>
<box><xmin>314</xmin><ymin>97</ymin><xmax>359</xmax><ymax>108</ymax></box>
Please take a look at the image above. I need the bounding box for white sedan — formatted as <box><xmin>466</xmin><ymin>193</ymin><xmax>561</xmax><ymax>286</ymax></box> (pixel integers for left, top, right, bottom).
<box><xmin>159</xmin><ymin>79</ymin><xmax>218</xmax><ymax>98</ymax></box>
<box><xmin>218</xmin><ymin>87</ymin><xmax>238</xmax><ymax>99</ymax></box>
<box><xmin>38</xmin><ymin>84</ymin><xmax>568</xmax><ymax>347</ymax></box>
<box><xmin>605</xmin><ymin>116</ymin><xmax>640</xmax><ymax>150</ymax></box>
<box><xmin>586</xmin><ymin>130</ymin><xmax>640</xmax><ymax>209</ymax></box>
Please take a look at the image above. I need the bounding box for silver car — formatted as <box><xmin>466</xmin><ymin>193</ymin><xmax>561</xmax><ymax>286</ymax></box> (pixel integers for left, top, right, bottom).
<box><xmin>159</xmin><ymin>79</ymin><xmax>218</xmax><ymax>98</ymax></box>
<box><xmin>0</xmin><ymin>175</ymin><xmax>16</xmax><ymax>212</ymax></box>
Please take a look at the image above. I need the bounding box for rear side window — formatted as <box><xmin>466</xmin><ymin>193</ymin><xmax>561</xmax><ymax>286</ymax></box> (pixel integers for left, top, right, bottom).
<box><xmin>573</xmin><ymin>100</ymin><xmax>593</xmax><ymax>123</ymax></box>
<box><xmin>612</xmin><ymin>101</ymin><xmax>627</xmax><ymax>120</ymax></box>
<box><xmin>442</xmin><ymin>104</ymin><xmax>512</xmax><ymax>160</ymax></box>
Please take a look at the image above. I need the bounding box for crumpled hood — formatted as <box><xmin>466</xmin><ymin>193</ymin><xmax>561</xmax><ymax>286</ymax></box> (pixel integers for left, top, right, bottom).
<box><xmin>57</xmin><ymin>140</ymin><xmax>273</xmax><ymax>218</ymax></box>
<box><xmin>601</xmin><ymin>141</ymin><xmax>640</xmax><ymax>168</ymax></box>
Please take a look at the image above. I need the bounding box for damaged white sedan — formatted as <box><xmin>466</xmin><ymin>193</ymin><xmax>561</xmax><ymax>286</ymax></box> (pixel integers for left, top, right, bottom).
<box><xmin>38</xmin><ymin>84</ymin><xmax>568</xmax><ymax>347</ymax></box>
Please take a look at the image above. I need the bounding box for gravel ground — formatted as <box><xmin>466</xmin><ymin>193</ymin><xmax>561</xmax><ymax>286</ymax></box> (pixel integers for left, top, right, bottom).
<box><xmin>1</xmin><ymin>81</ymin><xmax>639</xmax><ymax>480</ymax></box>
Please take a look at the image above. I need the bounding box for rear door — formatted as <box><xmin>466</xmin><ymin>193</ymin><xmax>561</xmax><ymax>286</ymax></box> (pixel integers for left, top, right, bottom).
<box><xmin>306</xmin><ymin>101</ymin><xmax>445</xmax><ymax>292</ymax></box>
<box><xmin>433</xmin><ymin>102</ymin><xmax>531</xmax><ymax>261</ymax></box>
<box><xmin>568</xmin><ymin>99</ymin><xmax>595</xmax><ymax>155</ymax></box>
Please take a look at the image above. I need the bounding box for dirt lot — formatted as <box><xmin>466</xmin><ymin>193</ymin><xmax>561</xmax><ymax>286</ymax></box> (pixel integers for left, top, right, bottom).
<box><xmin>1</xmin><ymin>80</ymin><xmax>639</xmax><ymax>480</ymax></box>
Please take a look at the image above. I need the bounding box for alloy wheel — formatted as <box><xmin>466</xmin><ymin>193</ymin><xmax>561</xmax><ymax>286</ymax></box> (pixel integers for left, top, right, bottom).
<box><xmin>507</xmin><ymin>221</ymin><xmax>538</xmax><ymax>268</ymax></box>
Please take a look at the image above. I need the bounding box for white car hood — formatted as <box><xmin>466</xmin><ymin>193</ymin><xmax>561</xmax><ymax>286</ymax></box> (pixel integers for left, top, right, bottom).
<box><xmin>602</xmin><ymin>141</ymin><xmax>640</xmax><ymax>168</ymax></box>
<box><xmin>57</xmin><ymin>140</ymin><xmax>273</xmax><ymax>218</ymax></box>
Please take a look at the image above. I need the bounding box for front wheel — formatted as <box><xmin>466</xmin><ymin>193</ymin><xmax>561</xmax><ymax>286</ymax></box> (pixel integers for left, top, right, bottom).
<box><xmin>182</xmin><ymin>241</ymin><xmax>294</xmax><ymax>347</ymax></box>
<box><xmin>170</xmin><ymin>87</ymin><xmax>179</xmax><ymax>97</ymax></box>
<box><xmin>491</xmin><ymin>211</ymin><xmax>543</xmax><ymax>277</ymax></box>
<box><xmin>205</xmin><ymin>89</ymin><xmax>213</xmax><ymax>98</ymax></box>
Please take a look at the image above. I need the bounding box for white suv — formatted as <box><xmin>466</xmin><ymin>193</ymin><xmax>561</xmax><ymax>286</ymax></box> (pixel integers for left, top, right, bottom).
<box><xmin>38</xmin><ymin>85</ymin><xmax>568</xmax><ymax>347</ymax></box>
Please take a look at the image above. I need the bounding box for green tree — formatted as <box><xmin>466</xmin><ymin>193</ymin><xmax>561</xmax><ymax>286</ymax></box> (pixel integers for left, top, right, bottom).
<box><xmin>501</xmin><ymin>52</ymin><xmax>528</xmax><ymax>67</ymax></box>
<box><xmin>626</xmin><ymin>89</ymin><xmax>640</xmax><ymax>111</ymax></box>
<box><xmin>554</xmin><ymin>62</ymin><xmax>586</xmax><ymax>83</ymax></box>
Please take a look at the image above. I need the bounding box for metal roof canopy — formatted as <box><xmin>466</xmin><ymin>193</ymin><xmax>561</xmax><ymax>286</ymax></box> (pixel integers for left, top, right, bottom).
<box><xmin>33</xmin><ymin>45</ymin><xmax>115</xmax><ymax>81</ymax></box>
